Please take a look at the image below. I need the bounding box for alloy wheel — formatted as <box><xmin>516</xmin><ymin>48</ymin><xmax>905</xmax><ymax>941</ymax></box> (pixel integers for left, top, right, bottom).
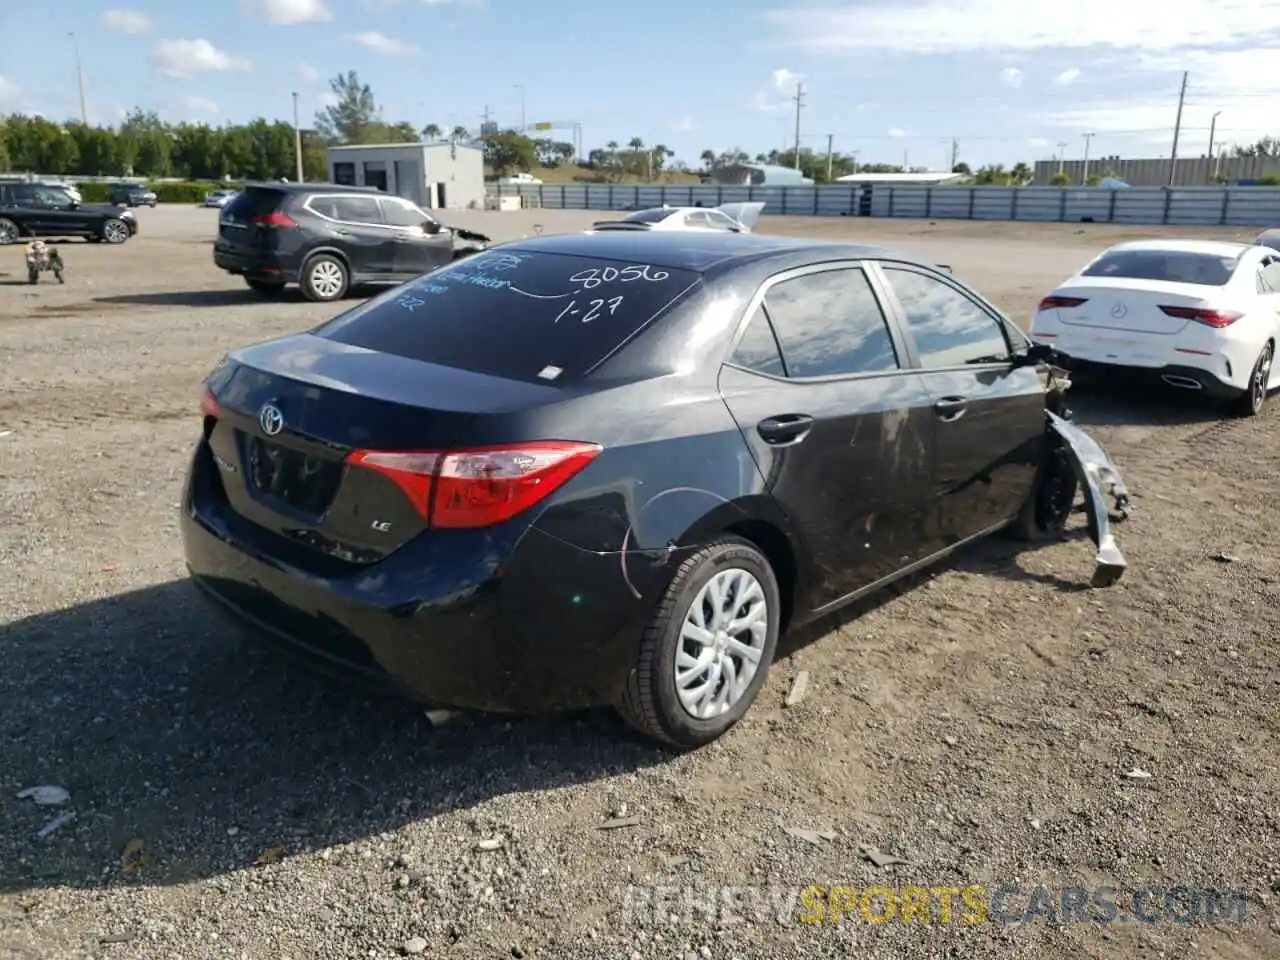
<box><xmin>674</xmin><ymin>567</ymin><xmax>768</xmax><ymax>719</ymax></box>
<box><xmin>310</xmin><ymin>261</ymin><xmax>345</xmax><ymax>299</ymax></box>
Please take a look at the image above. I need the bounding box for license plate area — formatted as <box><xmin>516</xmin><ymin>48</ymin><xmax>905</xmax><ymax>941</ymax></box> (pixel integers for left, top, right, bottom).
<box><xmin>243</xmin><ymin>434</ymin><xmax>344</xmax><ymax>518</ymax></box>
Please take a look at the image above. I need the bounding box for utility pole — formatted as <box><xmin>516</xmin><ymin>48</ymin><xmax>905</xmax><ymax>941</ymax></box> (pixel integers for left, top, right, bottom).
<box><xmin>482</xmin><ymin>105</ymin><xmax>491</xmax><ymax>131</ymax></box>
<box><xmin>67</xmin><ymin>32</ymin><xmax>88</xmax><ymax>125</ymax></box>
<box><xmin>1168</xmin><ymin>70</ymin><xmax>1188</xmax><ymax>186</ymax></box>
<box><xmin>825</xmin><ymin>133</ymin><xmax>834</xmax><ymax>182</ymax></box>
<box><xmin>1056</xmin><ymin>142</ymin><xmax>1068</xmax><ymax>174</ymax></box>
<box><xmin>291</xmin><ymin>92</ymin><xmax>304</xmax><ymax>182</ymax></box>
<box><xmin>1082</xmin><ymin>132</ymin><xmax>1095</xmax><ymax>182</ymax></box>
<box><xmin>1207</xmin><ymin>110</ymin><xmax>1221</xmax><ymax>183</ymax></box>
<box><xmin>949</xmin><ymin>137</ymin><xmax>959</xmax><ymax>171</ymax></box>
<box><xmin>791</xmin><ymin>82</ymin><xmax>805</xmax><ymax>170</ymax></box>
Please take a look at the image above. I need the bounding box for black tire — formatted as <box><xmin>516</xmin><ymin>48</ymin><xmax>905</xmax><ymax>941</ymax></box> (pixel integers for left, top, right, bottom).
<box><xmin>0</xmin><ymin>217</ymin><xmax>20</xmax><ymax>245</ymax></box>
<box><xmin>246</xmin><ymin>278</ymin><xmax>286</xmax><ymax>297</ymax></box>
<box><xmin>28</xmin><ymin>266</ymin><xmax>38</xmax><ymax>284</ymax></box>
<box><xmin>300</xmin><ymin>254</ymin><xmax>350</xmax><ymax>302</ymax></box>
<box><xmin>1230</xmin><ymin>342</ymin><xmax>1273</xmax><ymax>417</ymax></box>
<box><xmin>100</xmin><ymin>219</ymin><xmax>130</xmax><ymax>244</ymax></box>
<box><xmin>614</xmin><ymin>536</ymin><xmax>781</xmax><ymax>749</ymax></box>
<box><xmin>1010</xmin><ymin>432</ymin><xmax>1079</xmax><ymax>541</ymax></box>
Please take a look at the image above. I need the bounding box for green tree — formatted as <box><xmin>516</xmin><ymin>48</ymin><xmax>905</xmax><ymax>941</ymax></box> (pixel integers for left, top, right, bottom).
<box><xmin>314</xmin><ymin>71</ymin><xmax>381</xmax><ymax>145</ymax></box>
<box><xmin>1050</xmin><ymin>171</ymin><xmax>1071</xmax><ymax>186</ymax></box>
<box><xmin>422</xmin><ymin>123</ymin><xmax>442</xmax><ymax>141</ymax></box>
<box><xmin>480</xmin><ymin>130</ymin><xmax>536</xmax><ymax>176</ymax></box>
<box><xmin>450</xmin><ymin>125</ymin><xmax>470</xmax><ymax>142</ymax></box>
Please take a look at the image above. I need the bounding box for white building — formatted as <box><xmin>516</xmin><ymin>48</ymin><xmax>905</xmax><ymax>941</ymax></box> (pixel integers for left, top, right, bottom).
<box><xmin>326</xmin><ymin>142</ymin><xmax>486</xmax><ymax>210</ymax></box>
<box><xmin>835</xmin><ymin>171</ymin><xmax>967</xmax><ymax>185</ymax></box>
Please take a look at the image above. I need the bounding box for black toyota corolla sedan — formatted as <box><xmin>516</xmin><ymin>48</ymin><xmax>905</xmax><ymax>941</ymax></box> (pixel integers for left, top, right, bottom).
<box><xmin>183</xmin><ymin>230</ymin><xmax>1130</xmax><ymax>748</ymax></box>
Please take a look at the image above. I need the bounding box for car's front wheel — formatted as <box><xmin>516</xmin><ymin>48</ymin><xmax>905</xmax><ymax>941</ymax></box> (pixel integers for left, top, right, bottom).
<box><xmin>615</xmin><ymin>537</ymin><xmax>780</xmax><ymax>749</ymax></box>
<box><xmin>100</xmin><ymin>219</ymin><xmax>130</xmax><ymax>244</ymax></box>
<box><xmin>300</xmin><ymin>254</ymin><xmax>350</xmax><ymax>302</ymax></box>
<box><xmin>0</xmin><ymin>217</ymin><xmax>20</xmax><ymax>245</ymax></box>
<box><xmin>1231</xmin><ymin>341</ymin><xmax>1273</xmax><ymax>417</ymax></box>
<box><xmin>1010</xmin><ymin>432</ymin><xmax>1079</xmax><ymax>541</ymax></box>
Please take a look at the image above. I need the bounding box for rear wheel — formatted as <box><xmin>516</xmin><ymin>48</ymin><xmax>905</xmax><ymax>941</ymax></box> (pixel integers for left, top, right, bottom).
<box><xmin>1231</xmin><ymin>342</ymin><xmax>1273</xmax><ymax>417</ymax></box>
<box><xmin>100</xmin><ymin>219</ymin><xmax>130</xmax><ymax>244</ymax></box>
<box><xmin>300</xmin><ymin>254</ymin><xmax>349</xmax><ymax>302</ymax></box>
<box><xmin>245</xmin><ymin>278</ymin><xmax>286</xmax><ymax>297</ymax></box>
<box><xmin>0</xmin><ymin>218</ymin><xmax>19</xmax><ymax>245</ymax></box>
<box><xmin>614</xmin><ymin>537</ymin><xmax>780</xmax><ymax>749</ymax></box>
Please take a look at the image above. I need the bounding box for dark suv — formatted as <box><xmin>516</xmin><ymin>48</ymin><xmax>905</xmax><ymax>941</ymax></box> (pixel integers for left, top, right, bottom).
<box><xmin>108</xmin><ymin>182</ymin><xmax>158</xmax><ymax>207</ymax></box>
<box><xmin>213</xmin><ymin>183</ymin><xmax>491</xmax><ymax>302</ymax></box>
<box><xmin>0</xmin><ymin>183</ymin><xmax>137</xmax><ymax>245</ymax></box>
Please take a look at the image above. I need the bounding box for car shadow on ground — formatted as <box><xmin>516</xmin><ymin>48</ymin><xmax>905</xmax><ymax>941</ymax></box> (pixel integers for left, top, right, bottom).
<box><xmin>1062</xmin><ymin>371</ymin><xmax>1231</xmax><ymax>428</ymax></box>
<box><xmin>0</xmin><ymin>580</ymin><xmax>667</xmax><ymax>894</ymax></box>
<box><xmin>93</xmin><ymin>289</ymin><xmax>309</xmax><ymax>308</ymax></box>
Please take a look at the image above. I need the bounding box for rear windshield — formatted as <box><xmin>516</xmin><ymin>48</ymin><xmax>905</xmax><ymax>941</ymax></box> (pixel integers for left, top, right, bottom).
<box><xmin>223</xmin><ymin>188</ymin><xmax>285</xmax><ymax>219</ymax></box>
<box><xmin>1081</xmin><ymin>249</ymin><xmax>1240</xmax><ymax>286</ymax></box>
<box><xmin>314</xmin><ymin>250</ymin><xmax>700</xmax><ymax>384</ymax></box>
<box><xmin>623</xmin><ymin>209</ymin><xmax>673</xmax><ymax>224</ymax></box>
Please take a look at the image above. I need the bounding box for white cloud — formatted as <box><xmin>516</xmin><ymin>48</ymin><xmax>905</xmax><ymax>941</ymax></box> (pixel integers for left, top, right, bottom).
<box><xmin>999</xmin><ymin>67</ymin><xmax>1023</xmax><ymax>88</ymax></box>
<box><xmin>182</xmin><ymin>95</ymin><xmax>219</xmax><ymax>115</ymax></box>
<box><xmin>348</xmin><ymin>30</ymin><xmax>418</xmax><ymax>55</ymax></box>
<box><xmin>889</xmin><ymin>128</ymin><xmax>906</xmax><ymax>138</ymax></box>
<box><xmin>762</xmin><ymin>0</ymin><xmax>1280</xmax><ymax>54</ymax></box>
<box><xmin>299</xmin><ymin>62</ymin><xmax>319</xmax><ymax>83</ymax></box>
<box><xmin>100</xmin><ymin>7</ymin><xmax>152</xmax><ymax>34</ymax></box>
<box><xmin>772</xmin><ymin>67</ymin><xmax>803</xmax><ymax>88</ymax></box>
<box><xmin>152</xmin><ymin>39</ymin><xmax>250</xmax><ymax>77</ymax></box>
<box><xmin>1055</xmin><ymin>67</ymin><xmax>1082</xmax><ymax>85</ymax></box>
<box><xmin>241</xmin><ymin>0</ymin><xmax>332</xmax><ymax>24</ymax></box>
<box><xmin>752</xmin><ymin>68</ymin><xmax>802</xmax><ymax>111</ymax></box>
<box><xmin>0</xmin><ymin>76</ymin><xmax>20</xmax><ymax>103</ymax></box>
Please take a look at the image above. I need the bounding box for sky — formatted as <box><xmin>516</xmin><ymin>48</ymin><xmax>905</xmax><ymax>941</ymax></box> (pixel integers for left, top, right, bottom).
<box><xmin>2</xmin><ymin>0</ymin><xmax>1279</xmax><ymax>170</ymax></box>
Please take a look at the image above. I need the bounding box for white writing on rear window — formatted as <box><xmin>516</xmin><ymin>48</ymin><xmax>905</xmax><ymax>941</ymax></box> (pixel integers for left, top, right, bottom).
<box><xmin>553</xmin><ymin>296</ymin><xmax>625</xmax><ymax>324</ymax></box>
<box><xmin>569</xmin><ymin>265</ymin><xmax>670</xmax><ymax>289</ymax></box>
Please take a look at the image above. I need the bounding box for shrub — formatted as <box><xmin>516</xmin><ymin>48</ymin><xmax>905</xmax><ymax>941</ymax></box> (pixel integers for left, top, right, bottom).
<box><xmin>76</xmin><ymin>181</ymin><xmax>110</xmax><ymax>203</ymax></box>
<box><xmin>152</xmin><ymin>181</ymin><xmax>218</xmax><ymax>203</ymax></box>
<box><xmin>1050</xmin><ymin>172</ymin><xmax>1071</xmax><ymax>186</ymax></box>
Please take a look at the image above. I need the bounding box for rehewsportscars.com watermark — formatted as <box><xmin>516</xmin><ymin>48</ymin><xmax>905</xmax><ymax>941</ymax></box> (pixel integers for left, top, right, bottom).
<box><xmin>621</xmin><ymin>884</ymin><xmax>1251</xmax><ymax>927</ymax></box>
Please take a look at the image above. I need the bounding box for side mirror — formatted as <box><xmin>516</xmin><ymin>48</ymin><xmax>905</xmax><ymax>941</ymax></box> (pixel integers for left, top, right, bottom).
<box><xmin>1013</xmin><ymin>341</ymin><xmax>1056</xmax><ymax>366</ymax></box>
<box><xmin>422</xmin><ymin>220</ymin><xmax>441</xmax><ymax>235</ymax></box>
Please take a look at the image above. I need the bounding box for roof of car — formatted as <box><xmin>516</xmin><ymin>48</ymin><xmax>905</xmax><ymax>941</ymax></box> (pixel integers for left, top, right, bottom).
<box><xmin>241</xmin><ymin>181</ymin><xmax>386</xmax><ymax>195</ymax></box>
<box><xmin>1105</xmin><ymin>239</ymin><xmax>1253</xmax><ymax>257</ymax></box>
<box><xmin>501</xmin><ymin>230</ymin><xmax>909</xmax><ymax>274</ymax></box>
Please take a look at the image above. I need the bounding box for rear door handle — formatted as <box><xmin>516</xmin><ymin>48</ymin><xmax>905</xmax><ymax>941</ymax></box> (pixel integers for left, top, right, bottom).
<box><xmin>934</xmin><ymin>396</ymin><xmax>968</xmax><ymax>421</ymax></box>
<box><xmin>757</xmin><ymin>414</ymin><xmax>814</xmax><ymax>444</ymax></box>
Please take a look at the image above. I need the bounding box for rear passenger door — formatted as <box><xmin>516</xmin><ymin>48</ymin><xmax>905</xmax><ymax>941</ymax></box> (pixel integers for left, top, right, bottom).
<box><xmin>316</xmin><ymin>195</ymin><xmax>395</xmax><ymax>276</ymax></box>
<box><xmin>717</xmin><ymin>264</ymin><xmax>941</xmax><ymax>611</ymax></box>
<box><xmin>873</xmin><ymin>263</ymin><xmax>1045</xmax><ymax>546</ymax></box>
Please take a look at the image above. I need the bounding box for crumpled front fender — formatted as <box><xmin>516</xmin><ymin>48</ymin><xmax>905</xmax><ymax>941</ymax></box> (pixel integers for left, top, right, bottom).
<box><xmin>1047</xmin><ymin>411</ymin><xmax>1131</xmax><ymax>587</ymax></box>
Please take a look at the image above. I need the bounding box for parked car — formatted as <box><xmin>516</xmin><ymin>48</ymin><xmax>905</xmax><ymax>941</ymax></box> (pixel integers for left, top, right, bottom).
<box><xmin>35</xmin><ymin>179</ymin><xmax>81</xmax><ymax>204</ymax></box>
<box><xmin>204</xmin><ymin>189</ymin><xmax>239</xmax><ymax>208</ymax></box>
<box><xmin>591</xmin><ymin>202</ymin><xmax>766</xmax><ymax>234</ymax></box>
<box><xmin>0</xmin><ymin>182</ymin><xmax>137</xmax><ymax>245</ymax></box>
<box><xmin>1031</xmin><ymin>239</ymin><xmax>1280</xmax><ymax>415</ymax></box>
<box><xmin>184</xmin><ymin>231</ymin><xmax>1130</xmax><ymax>748</ymax></box>
<box><xmin>212</xmin><ymin>183</ymin><xmax>491</xmax><ymax>301</ymax></box>
<box><xmin>108</xmin><ymin>182</ymin><xmax>158</xmax><ymax>207</ymax></box>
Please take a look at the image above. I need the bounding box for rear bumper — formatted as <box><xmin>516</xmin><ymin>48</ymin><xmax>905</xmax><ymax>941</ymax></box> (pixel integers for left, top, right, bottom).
<box><xmin>180</xmin><ymin>443</ymin><xmax>658</xmax><ymax>713</ymax></box>
<box><xmin>1055</xmin><ymin>356</ymin><xmax>1242</xmax><ymax>399</ymax></box>
<box><xmin>214</xmin><ymin>248</ymin><xmax>297</xmax><ymax>283</ymax></box>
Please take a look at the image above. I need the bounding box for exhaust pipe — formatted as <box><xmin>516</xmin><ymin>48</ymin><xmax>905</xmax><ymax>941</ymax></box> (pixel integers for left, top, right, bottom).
<box><xmin>1161</xmin><ymin>375</ymin><xmax>1203</xmax><ymax>390</ymax></box>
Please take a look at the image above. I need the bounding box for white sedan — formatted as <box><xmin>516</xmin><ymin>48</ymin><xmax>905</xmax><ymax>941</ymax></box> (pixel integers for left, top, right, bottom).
<box><xmin>1030</xmin><ymin>239</ymin><xmax>1280</xmax><ymax>415</ymax></box>
<box><xmin>589</xmin><ymin>202</ymin><xmax>765</xmax><ymax>234</ymax></box>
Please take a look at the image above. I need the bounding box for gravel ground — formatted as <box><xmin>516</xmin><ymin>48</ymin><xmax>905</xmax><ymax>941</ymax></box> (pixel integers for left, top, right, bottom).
<box><xmin>1</xmin><ymin>207</ymin><xmax>1277</xmax><ymax>960</ymax></box>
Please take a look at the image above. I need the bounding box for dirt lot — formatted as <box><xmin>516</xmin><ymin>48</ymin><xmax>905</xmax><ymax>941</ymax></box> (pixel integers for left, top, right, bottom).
<box><xmin>1</xmin><ymin>207</ymin><xmax>1277</xmax><ymax>960</ymax></box>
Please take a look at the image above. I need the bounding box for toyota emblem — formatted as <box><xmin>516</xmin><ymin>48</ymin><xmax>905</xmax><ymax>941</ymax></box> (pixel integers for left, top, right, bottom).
<box><xmin>258</xmin><ymin>403</ymin><xmax>284</xmax><ymax>437</ymax></box>
<box><xmin>1110</xmin><ymin>303</ymin><xmax>1128</xmax><ymax>319</ymax></box>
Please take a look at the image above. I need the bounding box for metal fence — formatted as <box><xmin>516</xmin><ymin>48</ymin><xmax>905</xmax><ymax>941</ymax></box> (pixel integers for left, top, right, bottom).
<box><xmin>486</xmin><ymin>182</ymin><xmax>1280</xmax><ymax>227</ymax></box>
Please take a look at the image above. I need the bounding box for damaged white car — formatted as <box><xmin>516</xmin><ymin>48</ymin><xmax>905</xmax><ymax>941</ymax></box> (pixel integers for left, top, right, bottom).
<box><xmin>589</xmin><ymin>201</ymin><xmax>766</xmax><ymax>234</ymax></box>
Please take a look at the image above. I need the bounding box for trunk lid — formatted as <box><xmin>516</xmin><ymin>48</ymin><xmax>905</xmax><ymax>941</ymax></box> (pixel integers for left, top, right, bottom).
<box><xmin>203</xmin><ymin>334</ymin><xmax>565</xmax><ymax>562</ymax></box>
<box><xmin>1046</xmin><ymin>278</ymin><xmax>1221</xmax><ymax>336</ymax></box>
<box><xmin>216</xmin><ymin>186</ymin><xmax>289</xmax><ymax>254</ymax></box>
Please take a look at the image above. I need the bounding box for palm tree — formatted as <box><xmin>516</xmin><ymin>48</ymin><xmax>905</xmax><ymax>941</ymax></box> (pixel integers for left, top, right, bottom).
<box><xmin>700</xmin><ymin>149</ymin><xmax>717</xmax><ymax>171</ymax></box>
<box><xmin>450</xmin><ymin>125</ymin><xmax>470</xmax><ymax>142</ymax></box>
<box><xmin>422</xmin><ymin>123</ymin><xmax>442</xmax><ymax>141</ymax></box>
<box><xmin>1010</xmin><ymin>161</ymin><xmax>1031</xmax><ymax>186</ymax></box>
<box><xmin>628</xmin><ymin>136</ymin><xmax>644</xmax><ymax>151</ymax></box>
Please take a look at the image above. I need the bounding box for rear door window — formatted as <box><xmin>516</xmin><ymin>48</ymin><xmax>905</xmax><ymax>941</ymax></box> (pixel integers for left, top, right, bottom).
<box><xmin>1081</xmin><ymin>249</ymin><xmax>1240</xmax><ymax>286</ymax></box>
<box><xmin>223</xmin><ymin>188</ymin><xmax>286</xmax><ymax>220</ymax></box>
<box><xmin>314</xmin><ymin>250</ymin><xmax>701</xmax><ymax>384</ymax></box>
<box><xmin>729</xmin><ymin>305</ymin><xmax>786</xmax><ymax>377</ymax></box>
<box><xmin>882</xmin><ymin>267</ymin><xmax>1011</xmax><ymax>368</ymax></box>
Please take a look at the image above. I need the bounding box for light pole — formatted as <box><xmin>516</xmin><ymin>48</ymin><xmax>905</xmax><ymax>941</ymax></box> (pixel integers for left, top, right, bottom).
<box><xmin>1082</xmin><ymin>132</ymin><xmax>1095</xmax><ymax>182</ymax></box>
<box><xmin>67</xmin><ymin>32</ymin><xmax>88</xmax><ymax>125</ymax></box>
<box><xmin>292</xmin><ymin>92</ymin><xmax>304</xmax><ymax>182</ymax></box>
<box><xmin>514</xmin><ymin>85</ymin><xmax>526</xmax><ymax>132</ymax></box>
<box><xmin>1207</xmin><ymin>110</ymin><xmax>1222</xmax><ymax>182</ymax></box>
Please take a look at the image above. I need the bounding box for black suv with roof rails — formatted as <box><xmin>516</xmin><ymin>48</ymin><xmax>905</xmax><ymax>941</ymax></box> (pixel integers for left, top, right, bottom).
<box><xmin>213</xmin><ymin>182</ymin><xmax>491</xmax><ymax>302</ymax></box>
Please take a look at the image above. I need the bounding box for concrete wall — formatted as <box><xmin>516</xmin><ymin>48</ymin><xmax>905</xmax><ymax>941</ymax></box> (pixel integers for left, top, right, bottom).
<box><xmin>421</xmin><ymin>145</ymin><xmax>485</xmax><ymax>211</ymax></box>
<box><xmin>325</xmin><ymin>144</ymin><xmax>486</xmax><ymax>210</ymax></box>
<box><xmin>487</xmin><ymin>182</ymin><xmax>1280</xmax><ymax>227</ymax></box>
<box><xmin>1034</xmin><ymin>156</ymin><xmax>1280</xmax><ymax>187</ymax></box>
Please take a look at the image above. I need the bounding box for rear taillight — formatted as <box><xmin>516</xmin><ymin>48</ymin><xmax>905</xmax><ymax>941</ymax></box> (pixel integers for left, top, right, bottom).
<box><xmin>1038</xmin><ymin>296</ymin><xmax>1087</xmax><ymax>310</ymax></box>
<box><xmin>200</xmin><ymin>385</ymin><xmax>220</xmax><ymax>418</ymax></box>
<box><xmin>1158</xmin><ymin>305</ymin><xmax>1243</xmax><ymax>328</ymax></box>
<box><xmin>345</xmin><ymin>441</ymin><xmax>602</xmax><ymax>529</ymax></box>
<box><xmin>252</xmin><ymin>212</ymin><xmax>297</xmax><ymax>229</ymax></box>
